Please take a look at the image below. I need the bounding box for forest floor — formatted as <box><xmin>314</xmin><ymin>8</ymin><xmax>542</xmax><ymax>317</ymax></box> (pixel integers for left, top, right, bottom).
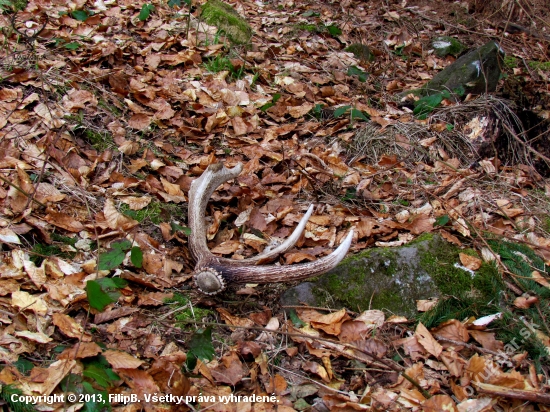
<box><xmin>0</xmin><ymin>0</ymin><xmax>550</xmax><ymax>410</ymax></box>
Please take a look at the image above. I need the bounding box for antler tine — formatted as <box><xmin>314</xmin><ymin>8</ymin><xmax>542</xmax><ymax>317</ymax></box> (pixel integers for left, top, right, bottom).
<box><xmin>188</xmin><ymin>162</ymin><xmax>353</xmax><ymax>295</ymax></box>
<box><xmin>239</xmin><ymin>204</ymin><xmax>314</xmax><ymax>265</ymax></box>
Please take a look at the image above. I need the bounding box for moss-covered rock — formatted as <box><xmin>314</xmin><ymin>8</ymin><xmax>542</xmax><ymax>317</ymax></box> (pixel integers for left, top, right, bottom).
<box><xmin>402</xmin><ymin>40</ymin><xmax>504</xmax><ymax>99</ymax></box>
<box><xmin>201</xmin><ymin>0</ymin><xmax>252</xmax><ymax>45</ymax></box>
<box><xmin>431</xmin><ymin>36</ymin><xmax>465</xmax><ymax>57</ymax></box>
<box><xmin>345</xmin><ymin>43</ymin><xmax>374</xmax><ymax>62</ymax></box>
<box><xmin>281</xmin><ymin>234</ymin><xmax>492</xmax><ymax>318</ymax></box>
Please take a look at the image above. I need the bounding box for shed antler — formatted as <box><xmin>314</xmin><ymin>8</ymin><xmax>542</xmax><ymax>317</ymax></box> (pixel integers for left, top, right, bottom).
<box><xmin>188</xmin><ymin>162</ymin><xmax>354</xmax><ymax>295</ymax></box>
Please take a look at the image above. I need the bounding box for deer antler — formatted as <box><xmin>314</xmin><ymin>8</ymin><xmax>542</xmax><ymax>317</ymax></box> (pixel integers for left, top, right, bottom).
<box><xmin>188</xmin><ymin>162</ymin><xmax>354</xmax><ymax>295</ymax></box>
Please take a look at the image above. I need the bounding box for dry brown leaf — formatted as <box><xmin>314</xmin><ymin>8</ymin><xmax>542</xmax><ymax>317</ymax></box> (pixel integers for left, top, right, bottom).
<box><xmin>468</xmin><ymin>329</ymin><xmax>504</xmax><ymax>352</ymax></box>
<box><xmin>433</xmin><ymin>319</ymin><xmax>469</xmax><ymax>345</ymax></box>
<box><xmin>210</xmin><ymin>240</ymin><xmax>241</xmax><ymax>255</ymax></box>
<box><xmin>440</xmin><ymin>229</ymin><xmax>462</xmax><ymax>246</ymax></box>
<box><xmin>350</xmin><ymin>338</ymin><xmax>388</xmax><ymax>362</ymax></box>
<box><xmin>422</xmin><ymin>394</ymin><xmax>458</xmax><ymax>412</ymax></box>
<box><xmin>52</xmin><ymin>313</ymin><xmax>91</xmax><ymax>341</ymax></box>
<box><xmin>128</xmin><ymin>113</ymin><xmax>151</xmax><ymax>130</ymax></box>
<box><xmin>459</xmin><ymin>253</ymin><xmax>482</xmax><ymax>271</ymax></box>
<box><xmin>45</xmin><ymin>210</ymin><xmax>85</xmax><ymax>232</ymax></box>
<box><xmin>104</xmin><ymin>349</ymin><xmax>144</xmax><ymax>369</ymax></box>
<box><xmin>217</xmin><ymin>307</ymin><xmax>255</xmax><ymax>328</ymax></box>
<box><xmin>417</xmin><ymin>299</ymin><xmax>438</xmax><ymax>312</ymax></box>
<box><xmin>310</xmin><ymin>308</ymin><xmax>350</xmax><ymax>336</ymax></box>
<box><xmin>302</xmin><ymin>360</ymin><xmax>330</xmax><ymax>382</ymax></box>
<box><xmin>19</xmin><ymin>360</ymin><xmax>76</xmax><ymax>396</ymax></box>
<box><xmin>210</xmin><ymin>351</ymin><xmax>246</xmax><ymax>386</ymax></box>
<box><xmin>149</xmin><ymin>357</ymin><xmax>190</xmax><ymax>397</ymax></box>
<box><xmin>415</xmin><ymin>322</ymin><xmax>443</xmax><ymax>358</ymax></box>
<box><xmin>11</xmin><ymin>291</ymin><xmax>48</xmax><ymax>316</ymax></box>
<box><xmin>440</xmin><ymin>351</ymin><xmax>467</xmax><ymax>377</ymax></box>
<box><xmin>104</xmin><ymin>199</ymin><xmax>139</xmax><ymax>230</ymax></box>
<box><xmin>117</xmin><ymin>369</ymin><xmax>160</xmax><ymax>401</ymax></box>
<box><xmin>395</xmin><ymin>335</ymin><xmax>426</xmax><ymax>361</ymax></box>
<box><xmin>238</xmin><ymin>341</ymin><xmax>262</xmax><ymax>358</ymax></box>
<box><xmin>339</xmin><ymin>320</ymin><xmax>374</xmax><ymax>342</ymax></box>
<box><xmin>531</xmin><ymin>271</ymin><xmax>550</xmax><ymax>288</ymax></box>
<box><xmin>513</xmin><ymin>295</ymin><xmax>538</xmax><ymax>309</ymax></box>
<box><xmin>119</xmin><ymin>196</ymin><xmax>152</xmax><ymax>210</ymax></box>
<box><xmin>58</xmin><ymin>342</ymin><xmax>103</xmax><ymax>359</ymax></box>
<box><xmin>138</xmin><ymin>291</ymin><xmax>173</xmax><ymax>306</ymax></box>
<box><xmin>15</xmin><ymin>330</ymin><xmax>52</xmax><ymax>344</ymax></box>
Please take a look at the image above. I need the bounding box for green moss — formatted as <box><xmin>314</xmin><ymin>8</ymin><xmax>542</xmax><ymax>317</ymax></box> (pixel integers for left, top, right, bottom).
<box><xmin>119</xmin><ymin>200</ymin><xmax>186</xmax><ymax>225</ymax></box>
<box><xmin>84</xmin><ymin>129</ymin><xmax>115</xmax><ymax>151</ymax></box>
<box><xmin>504</xmin><ymin>55</ymin><xmax>519</xmax><ymax>69</ymax></box>
<box><xmin>165</xmin><ymin>293</ymin><xmax>213</xmax><ymax>324</ymax></box>
<box><xmin>98</xmin><ymin>99</ymin><xmax>121</xmax><ymax>116</ymax></box>
<box><xmin>50</xmin><ymin>232</ymin><xmax>77</xmax><ymax>246</ymax></box>
<box><xmin>203</xmin><ymin>54</ymin><xmax>245</xmax><ymax>81</ymax></box>
<box><xmin>527</xmin><ymin>60</ymin><xmax>550</xmax><ymax>71</ymax></box>
<box><xmin>200</xmin><ymin>0</ymin><xmax>252</xmax><ymax>45</ymax></box>
<box><xmin>31</xmin><ymin>242</ymin><xmax>77</xmax><ymax>266</ymax></box>
<box><xmin>432</xmin><ymin>36</ymin><xmax>465</xmax><ymax>57</ymax></box>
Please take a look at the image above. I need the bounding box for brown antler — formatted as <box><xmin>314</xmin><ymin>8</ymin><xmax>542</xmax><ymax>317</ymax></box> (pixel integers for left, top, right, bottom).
<box><xmin>188</xmin><ymin>162</ymin><xmax>354</xmax><ymax>295</ymax></box>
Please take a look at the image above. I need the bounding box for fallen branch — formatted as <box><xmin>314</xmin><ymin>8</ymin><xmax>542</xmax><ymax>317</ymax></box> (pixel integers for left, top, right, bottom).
<box><xmin>473</xmin><ymin>382</ymin><xmax>550</xmax><ymax>405</ymax></box>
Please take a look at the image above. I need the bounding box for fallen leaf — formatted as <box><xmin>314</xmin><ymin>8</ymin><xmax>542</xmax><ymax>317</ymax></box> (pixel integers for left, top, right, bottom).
<box><xmin>459</xmin><ymin>253</ymin><xmax>482</xmax><ymax>271</ymax></box>
<box><xmin>415</xmin><ymin>322</ymin><xmax>443</xmax><ymax>358</ymax></box>
<box><xmin>104</xmin><ymin>349</ymin><xmax>145</xmax><ymax>369</ymax></box>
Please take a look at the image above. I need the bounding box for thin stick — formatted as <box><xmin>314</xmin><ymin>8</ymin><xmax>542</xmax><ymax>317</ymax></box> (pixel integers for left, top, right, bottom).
<box><xmin>474</xmin><ymin>382</ymin><xmax>550</xmax><ymax>405</ymax></box>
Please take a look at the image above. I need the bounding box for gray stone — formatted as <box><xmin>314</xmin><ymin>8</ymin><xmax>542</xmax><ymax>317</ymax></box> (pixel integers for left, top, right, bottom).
<box><xmin>432</xmin><ymin>36</ymin><xmax>465</xmax><ymax>57</ymax></box>
<box><xmin>404</xmin><ymin>40</ymin><xmax>504</xmax><ymax>99</ymax></box>
<box><xmin>281</xmin><ymin>234</ymin><xmax>474</xmax><ymax>318</ymax></box>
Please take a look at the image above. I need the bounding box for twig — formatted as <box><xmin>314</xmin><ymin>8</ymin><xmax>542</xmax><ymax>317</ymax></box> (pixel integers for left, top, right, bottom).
<box><xmin>434</xmin><ymin>336</ymin><xmax>509</xmax><ymax>359</ymax></box>
<box><xmin>473</xmin><ymin>382</ymin><xmax>550</xmax><ymax>404</ymax></box>
<box><xmin>0</xmin><ymin>174</ymin><xmax>47</xmax><ymax>208</ymax></box>
<box><xmin>165</xmin><ymin>319</ymin><xmax>430</xmax><ymax>398</ymax></box>
<box><xmin>272</xmin><ymin>364</ymin><xmax>350</xmax><ymax>396</ymax></box>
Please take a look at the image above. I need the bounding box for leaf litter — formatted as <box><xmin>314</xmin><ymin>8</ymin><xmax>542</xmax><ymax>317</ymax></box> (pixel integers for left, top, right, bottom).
<box><xmin>0</xmin><ymin>0</ymin><xmax>549</xmax><ymax>410</ymax></box>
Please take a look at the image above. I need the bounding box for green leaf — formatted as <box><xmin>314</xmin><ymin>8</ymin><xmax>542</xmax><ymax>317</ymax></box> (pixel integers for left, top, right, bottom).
<box><xmin>446</xmin><ymin>123</ymin><xmax>454</xmax><ymax>131</ymax></box>
<box><xmin>71</xmin><ymin>10</ymin><xmax>89</xmax><ymax>21</ymax></box>
<box><xmin>350</xmin><ymin>108</ymin><xmax>369</xmax><ymax>121</ymax></box>
<box><xmin>302</xmin><ymin>10</ymin><xmax>320</xmax><ymax>17</ymax></box>
<box><xmin>334</xmin><ymin>105</ymin><xmax>351</xmax><ymax>118</ymax></box>
<box><xmin>14</xmin><ymin>358</ymin><xmax>34</xmax><ymax>375</ymax></box>
<box><xmin>259</xmin><ymin>93</ymin><xmax>281</xmax><ymax>112</ymax></box>
<box><xmin>326</xmin><ymin>24</ymin><xmax>342</xmax><ymax>36</ymax></box>
<box><xmin>259</xmin><ymin>102</ymin><xmax>274</xmax><ymax>111</ymax></box>
<box><xmin>130</xmin><ymin>246</ymin><xmax>143</xmax><ymax>268</ymax></box>
<box><xmin>186</xmin><ymin>327</ymin><xmax>215</xmax><ymax>370</ymax></box>
<box><xmin>413</xmin><ymin>93</ymin><xmax>444</xmax><ymax>119</ymax></box>
<box><xmin>453</xmin><ymin>85</ymin><xmax>466</xmax><ymax>97</ymax></box>
<box><xmin>168</xmin><ymin>0</ymin><xmax>181</xmax><ymax>7</ymax></box>
<box><xmin>85</xmin><ymin>278</ymin><xmax>125</xmax><ymax>311</ymax></box>
<box><xmin>171</xmin><ymin>222</ymin><xmax>191</xmax><ymax>235</ymax></box>
<box><xmin>81</xmin><ymin>382</ymin><xmax>109</xmax><ymax>412</ymax></box>
<box><xmin>289</xmin><ymin>309</ymin><xmax>305</xmax><ymax>327</ymax></box>
<box><xmin>98</xmin><ymin>248</ymin><xmax>126</xmax><ymax>270</ymax></box>
<box><xmin>109</xmin><ymin>277</ymin><xmax>128</xmax><ymax>288</ymax></box>
<box><xmin>111</xmin><ymin>239</ymin><xmax>132</xmax><ymax>250</ymax></box>
<box><xmin>435</xmin><ymin>215</ymin><xmax>450</xmax><ymax>226</ymax></box>
<box><xmin>139</xmin><ymin>4</ymin><xmax>155</xmax><ymax>21</ymax></box>
<box><xmin>347</xmin><ymin>65</ymin><xmax>368</xmax><ymax>82</ymax></box>
<box><xmin>83</xmin><ymin>363</ymin><xmax>119</xmax><ymax>389</ymax></box>
<box><xmin>64</xmin><ymin>42</ymin><xmax>81</xmax><ymax>50</ymax></box>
